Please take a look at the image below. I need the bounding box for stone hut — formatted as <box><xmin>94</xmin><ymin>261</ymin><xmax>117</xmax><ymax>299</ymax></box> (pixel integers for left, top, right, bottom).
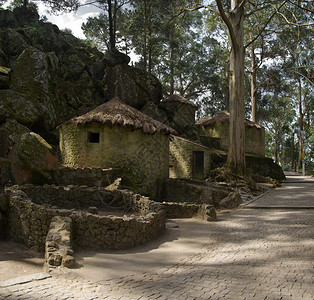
<box><xmin>196</xmin><ymin>111</ymin><xmax>265</xmax><ymax>157</ymax></box>
<box><xmin>59</xmin><ymin>97</ymin><xmax>175</xmax><ymax>199</ymax></box>
<box><xmin>161</xmin><ymin>94</ymin><xmax>198</xmax><ymax>137</ymax></box>
<box><xmin>169</xmin><ymin>135</ymin><xmax>211</xmax><ymax>180</ymax></box>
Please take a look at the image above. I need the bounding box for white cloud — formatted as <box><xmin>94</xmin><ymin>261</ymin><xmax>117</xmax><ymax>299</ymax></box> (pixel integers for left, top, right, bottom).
<box><xmin>37</xmin><ymin>3</ymin><xmax>101</xmax><ymax>38</ymax></box>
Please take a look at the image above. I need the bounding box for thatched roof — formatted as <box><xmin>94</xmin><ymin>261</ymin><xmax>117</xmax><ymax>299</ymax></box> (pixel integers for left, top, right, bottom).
<box><xmin>61</xmin><ymin>98</ymin><xmax>176</xmax><ymax>135</ymax></box>
<box><xmin>196</xmin><ymin>111</ymin><xmax>263</xmax><ymax>129</ymax></box>
<box><xmin>162</xmin><ymin>94</ymin><xmax>198</xmax><ymax>108</ymax></box>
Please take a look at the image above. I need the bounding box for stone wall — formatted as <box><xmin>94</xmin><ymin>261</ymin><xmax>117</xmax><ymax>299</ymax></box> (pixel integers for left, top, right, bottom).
<box><xmin>169</xmin><ymin>135</ymin><xmax>211</xmax><ymax>180</ymax></box>
<box><xmin>4</xmin><ymin>185</ymin><xmax>165</xmax><ymax>251</ymax></box>
<box><xmin>50</xmin><ymin>167</ymin><xmax>118</xmax><ymax>187</ymax></box>
<box><xmin>59</xmin><ymin>123</ymin><xmax>169</xmax><ymax>199</ymax></box>
<box><xmin>161</xmin><ymin>202</ymin><xmax>216</xmax><ymax>221</ymax></box>
<box><xmin>163</xmin><ymin>178</ymin><xmax>232</xmax><ymax>207</ymax></box>
<box><xmin>198</xmin><ymin>122</ymin><xmax>265</xmax><ymax>157</ymax></box>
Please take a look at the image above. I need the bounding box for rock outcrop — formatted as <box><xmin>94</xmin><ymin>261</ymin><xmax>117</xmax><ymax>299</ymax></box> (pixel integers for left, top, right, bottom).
<box><xmin>0</xmin><ymin>7</ymin><xmax>162</xmax><ymax>140</ymax></box>
<box><xmin>0</xmin><ymin>7</ymin><xmax>163</xmax><ymax>185</ymax></box>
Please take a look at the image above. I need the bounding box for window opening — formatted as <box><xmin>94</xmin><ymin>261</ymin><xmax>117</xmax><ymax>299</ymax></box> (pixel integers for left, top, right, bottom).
<box><xmin>87</xmin><ymin>132</ymin><xmax>100</xmax><ymax>143</ymax></box>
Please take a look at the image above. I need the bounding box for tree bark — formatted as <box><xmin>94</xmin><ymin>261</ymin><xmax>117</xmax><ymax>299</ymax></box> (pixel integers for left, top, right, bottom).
<box><xmin>225</xmin><ymin>1</ymin><xmax>246</xmax><ymax>174</ymax></box>
<box><xmin>169</xmin><ymin>33</ymin><xmax>174</xmax><ymax>95</ymax></box>
<box><xmin>143</xmin><ymin>0</ymin><xmax>147</xmax><ymax>72</ymax></box>
<box><xmin>107</xmin><ymin>0</ymin><xmax>115</xmax><ymax>49</ymax></box>
<box><xmin>297</xmin><ymin>76</ymin><xmax>303</xmax><ymax>172</ymax></box>
<box><xmin>250</xmin><ymin>43</ymin><xmax>257</xmax><ymax>122</ymax></box>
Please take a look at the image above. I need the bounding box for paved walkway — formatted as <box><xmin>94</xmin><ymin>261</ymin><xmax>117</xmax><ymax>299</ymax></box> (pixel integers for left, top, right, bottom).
<box><xmin>0</xmin><ymin>173</ymin><xmax>313</xmax><ymax>299</ymax></box>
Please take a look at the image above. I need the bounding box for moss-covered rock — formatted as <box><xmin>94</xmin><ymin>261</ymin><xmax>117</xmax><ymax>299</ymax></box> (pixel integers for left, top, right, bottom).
<box><xmin>10</xmin><ymin>48</ymin><xmax>59</xmax><ymax>130</ymax></box>
<box><xmin>211</xmin><ymin>151</ymin><xmax>285</xmax><ymax>181</ymax></box>
<box><xmin>0</xmin><ymin>119</ymin><xmax>31</xmax><ymax>157</ymax></box>
<box><xmin>9</xmin><ymin>132</ymin><xmax>60</xmax><ymax>184</ymax></box>
<box><xmin>0</xmin><ymin>9</ymin><xmax>17</xmax><ymax>28</ymax></box>
<box><xmin>2</xmin><ymin>28</ymin><xmax>28</xmax><ymax>66</ymax></box>
<box><xmin>0</xmin><ymin>89</ymin><xmax>41</xmax><ymax>126</ymax></box>
<box><xmin>0</xmin><ymin>158</ymin><xmax>12</xmax><ymax>186</ymax></box>
<box><xmin>103</xmin><ymin>64</ymin><xmax>162</xmax><ymax>109</ymax></box>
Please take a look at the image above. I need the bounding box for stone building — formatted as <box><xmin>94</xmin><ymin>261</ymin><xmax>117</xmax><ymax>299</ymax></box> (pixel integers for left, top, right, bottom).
<box><xmin>169</xmin><ymin>135</ymin><xmax>211</xmax><ymax>180</ymax></box>
<box><xmin>196</xmin><ymin>111</ymin><xmax>265</xmax><ymax>157</ymax></box>
<box><xmin>59</xmin><ymin>97</ymin><xmax>175</xmax><ymax>199</ymax></box>
<box><xmin>161</xmin><ymin>94</ymin><xmax>198</xmax><ymax>138</ymax></box>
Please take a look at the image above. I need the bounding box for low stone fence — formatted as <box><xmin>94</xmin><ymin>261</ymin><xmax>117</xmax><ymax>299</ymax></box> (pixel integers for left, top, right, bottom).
<box><xmin>163</xmin><ymin>178</ymin><xmax>232</xmax><ymax>207</ymax></box>
<box><xmin>161</xmin><ymin>202</ymin><xmax>216</xmax><ymax>221</ymax></box>
<box><xmin>50</xmin><ymin>167</ymin><xmax>119</xmax><ymax>187</ymax></box>
<box><xmin>4</xmin><ymin>185</ymin><xmax>165</xmax><ymax>252</ymax></box>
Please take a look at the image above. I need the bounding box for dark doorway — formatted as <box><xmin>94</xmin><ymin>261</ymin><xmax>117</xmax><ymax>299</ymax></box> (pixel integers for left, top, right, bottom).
<box><xmin>192</xmin><ymin>151</ymin><xmax>204</xmax><ymax>179</ymax></box>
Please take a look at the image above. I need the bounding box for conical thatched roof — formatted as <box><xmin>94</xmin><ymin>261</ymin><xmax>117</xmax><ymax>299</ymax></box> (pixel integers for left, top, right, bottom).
<box><xmin>162</xmin><ymin>94</ymin><xmax>198</xmax><ymax>108</ymax></box>
<box><xmin>196</xmin><ymin>111</ymin><xmax>263</xmax><ymax>129</ymax></box>
<box><xmin>61</xmin><ymin>97</ymin><xmax>176</xmax><ymax>135</ymax></box>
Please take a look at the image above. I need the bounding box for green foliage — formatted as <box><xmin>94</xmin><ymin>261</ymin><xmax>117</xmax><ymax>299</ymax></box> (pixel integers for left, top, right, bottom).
<box><xmin>6</xmin><ymin>0</ymin><xmax>38</xmax><ymax>12</ymax></box>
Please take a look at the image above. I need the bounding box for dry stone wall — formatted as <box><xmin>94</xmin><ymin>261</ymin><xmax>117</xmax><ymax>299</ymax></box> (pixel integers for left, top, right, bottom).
<box><xmin>4</xmin><ymin>185</ymin><xmax>165</xmax><ymax>252</ymax></box>
<box><xmin>161</xmin><ymin>202</ymin><xmax>216</xmax><ymax>221</ymax></box>
<box><xmin>163</xmin><ymin>178</ymin><xmax>232</xmax><ymax>207</ymax></box>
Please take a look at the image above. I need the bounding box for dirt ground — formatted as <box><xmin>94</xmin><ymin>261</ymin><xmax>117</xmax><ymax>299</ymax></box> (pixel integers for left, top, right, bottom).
<box><xmin>0</xmin><ymin>240</ymin><xmax>44</xmax><ymax>281</ymax></box>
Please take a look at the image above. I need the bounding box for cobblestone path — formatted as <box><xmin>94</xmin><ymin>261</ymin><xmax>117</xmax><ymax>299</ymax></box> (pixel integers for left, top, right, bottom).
<box><xmin>1</xmin><ymin>174</ymin><xmax>313</xmax><ymax>299</ymax></box>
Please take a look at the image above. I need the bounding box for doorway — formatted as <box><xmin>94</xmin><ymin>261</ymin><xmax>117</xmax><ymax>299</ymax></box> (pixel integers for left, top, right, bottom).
<box><xmin>192</xmin><ymin>151</ymin><xmax>204</xmax><ymax>179</ymax></box>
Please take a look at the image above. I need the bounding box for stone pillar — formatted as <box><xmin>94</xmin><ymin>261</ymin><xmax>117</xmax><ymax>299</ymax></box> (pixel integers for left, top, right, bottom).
<box><xmin>45</xmin><ymin>216</ymin><xmax>75</xmax><ymax>272</ymax></box>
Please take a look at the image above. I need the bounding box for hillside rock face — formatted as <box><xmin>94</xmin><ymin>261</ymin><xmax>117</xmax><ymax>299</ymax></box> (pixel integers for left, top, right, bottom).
<box><xmin>0</xmin><ymin>7</ymin><xmax>162</xmax><ymax>138</ymax></box>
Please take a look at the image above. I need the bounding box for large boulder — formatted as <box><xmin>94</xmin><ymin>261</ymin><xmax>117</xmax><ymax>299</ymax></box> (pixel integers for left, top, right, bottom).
<box><xmin>10</xmin><ymin>48</ymin><xmax>59</xmax><ymax>130</ymax></box>
<box><xmin>0</xmin><ymin>9</ymin><xmax>17</xmax><ymax>28</ymax></box>
<box><xmin>103</xmin><ymin>64</ymin><xmax>162</xmax><ymax>109</ymax></box>
<box><xmin>8</xmin><ymin>132</ymin><xmax>60</xmax><ymax>184</ymax></box>
<box><xmin>0</xmin><ymin>158</ymin><xmax>11</xmax><ymax>186</ymax></box>
<box><xmin>219</xmin><ymin>191</ymin><xmax>242</xmax><ymax>209</ymax></box>
<box><xmin>0</xmin><ymin>119</ymin><xmax>30</xmax><ymax>157</ymax></box>
<box><xmin>13</xmin><ymin>6</ymin><xmax>39</xmax><ymax>27</ymax></box>
<box><xmin>0</xmin><ymin>89</ymin><xmax>42</xmax><ymax>126</ymax></box>
<box><xmin>1</xmin><ymin>28</ymin><xmax>28</xmax><ymax>67</ymax></box>
<box><xmin>211</xmin><ymin>151</ymin><xmax>286</xmax><ymax>181</ymax></box>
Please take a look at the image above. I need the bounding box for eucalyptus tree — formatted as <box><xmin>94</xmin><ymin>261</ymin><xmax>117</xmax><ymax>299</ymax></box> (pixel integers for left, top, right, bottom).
<box><xmin>188</xmin><ymin>0</ymin><xmax>313</xmax><ymax>175</ymax></box>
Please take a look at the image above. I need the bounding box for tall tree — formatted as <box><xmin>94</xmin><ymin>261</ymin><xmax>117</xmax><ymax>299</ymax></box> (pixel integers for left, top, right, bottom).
<box><xmin>189</xmin><ymin>0</ymin><xmax>313</xmax><ymax>174</ymax></box>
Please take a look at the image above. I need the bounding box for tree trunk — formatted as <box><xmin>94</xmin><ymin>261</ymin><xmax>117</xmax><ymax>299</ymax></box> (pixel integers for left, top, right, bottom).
<box><xmin>297</xmin><ymin>77</ymin><xmax>303</xmax><ymax>172</ymax></box>
<box><xmin>169</xmin><ymin>34</ymin><xmax>174</xmax><ymax>95</ymax></box>
<box><xmin>107</xmin><ymin>0</ymin><xmax>115</xmax><ymax>50</ymax></box>
<box><xmin>143</xmin><ymin>0</ymin><xmax>147</xmax><ymax>72</ymax></box>
<box><xmin>226</xmin><ymin>2</ymin><xmax>246</xmax><ymax>174</ymax></box>
<box><xmin>250</xmin><ymin>43</ymin><xmax>257</xmax><ymax>122</ymax></box>
<box><xmin>274</xmin><ymin>133</ymin><xmax>279</xmax><ymax>164</ymax></box>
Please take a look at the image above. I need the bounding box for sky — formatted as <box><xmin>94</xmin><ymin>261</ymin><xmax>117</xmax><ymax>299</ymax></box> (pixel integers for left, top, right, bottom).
<box><xmin>4</xmin><ymin>1</ymin><xmax>102</xmax><ymax>38</ymax></box>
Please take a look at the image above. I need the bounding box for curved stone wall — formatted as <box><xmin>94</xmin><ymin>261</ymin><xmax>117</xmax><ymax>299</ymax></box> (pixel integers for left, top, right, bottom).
<box><xmin>4</xmin><ymin>185</ymin><xmax>165</xmax><ymax>252</ymax></box>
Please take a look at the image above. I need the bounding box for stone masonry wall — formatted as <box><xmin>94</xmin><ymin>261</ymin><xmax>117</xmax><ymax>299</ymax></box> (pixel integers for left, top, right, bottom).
<box><xmin>169</xmin><ymin>135</ymin><xmax>211</xmax><ymax>180</ymax></box>
<box><xmin>161</xmin><ymin>202</ymin><xmax>216</xmax><ymax>221</ymax></box>
<box><xmin>50</xmin><ymin>167</ymin><xmax>119</xmax><ymax>187</ymax></box>
<box><xmin>198</xmin><ymin>122</ymin><xmax>265</xmax><ymax>157</ymax></box>
<box><xmin>59</xmin><ymin>123</ymin><xmax>169</xmax><ymax>199</ymax></box>
<box><xmin>16</xmin><ymin>184</ymin><xmax>132</xmax><ymax>210</ymax></box>
<box><xmin>163</xmin><ymin>179</ymin><xmax>232</xmax><ymax>207</ymax></box>
<box><xmin>4</xmin><ymin>185</ymin><xmax>165</xmax><ymax>251</ymax></box>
